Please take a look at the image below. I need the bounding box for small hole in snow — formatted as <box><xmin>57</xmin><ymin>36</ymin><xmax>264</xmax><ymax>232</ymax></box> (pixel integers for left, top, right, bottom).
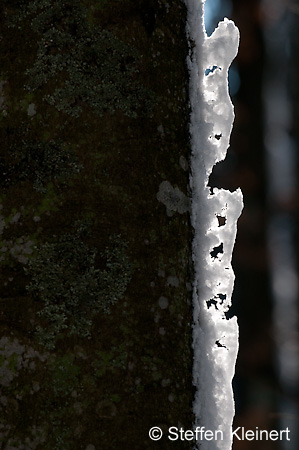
<box><xmin>205</xmin><ymin>65</ymin><xmax>221</xmax><ymax>76</ymax></box>
<box><xmin>218</xmin><ymin>293</ymin><xmax>226</xmax><ymax>303</ymax></box>
<box><xmin>214</xmin><ymin>133</ymin><xmax>222</xmax><ymax>140</ymax></box>
<box><xmin>207</xmin><ymin>298</ymin><xmax>218</xmax><ymax>309</ymax></box>
<box><xmin>210</xmin><ymin>243</ymin><xmax>223</xmax><ymax>259</ymax></box>
<box><xmin>216</xmin><ymin>215</ymin><xmax>226</xmax><ymax>227</ymax></box>
<box><xmin>215</xmin><ymin>340</ymin><xmax>227</xmax><ymax>349</ymax></box>
<box><xmin>206</xmin><ymin>293</ymin><xmax>226</xmax><ymax>309</ymax></box>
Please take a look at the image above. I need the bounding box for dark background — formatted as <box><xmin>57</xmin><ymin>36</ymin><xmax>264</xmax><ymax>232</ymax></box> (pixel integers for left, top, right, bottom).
<box><xmin>207</xmin><ymin>0</ymin><xmax>299</xmax><ymax>448</ymax></box>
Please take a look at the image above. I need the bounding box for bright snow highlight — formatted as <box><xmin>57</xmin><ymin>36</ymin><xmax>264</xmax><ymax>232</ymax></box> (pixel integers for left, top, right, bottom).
<box><xmin>185</xmin><ymin>1</ymin><xmax>243</xmax><ymax>449</ymax></box>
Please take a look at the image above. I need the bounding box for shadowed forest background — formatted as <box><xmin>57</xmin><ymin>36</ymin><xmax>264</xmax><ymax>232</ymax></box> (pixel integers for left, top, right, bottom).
<box><xmin>210</xmin><ymin>0</ymin><xmax>299</xmax><ymax>449</ymax></box>
<box><xmin>0</xmin><ymin>0</ymin><xmax>298</xmax><ymax>449</ymax></box>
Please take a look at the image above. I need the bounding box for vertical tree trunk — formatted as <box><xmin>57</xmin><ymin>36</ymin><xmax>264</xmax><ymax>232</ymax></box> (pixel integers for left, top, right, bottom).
<box><xmin>0</xmin><ymin>1</ymin><xmax>193</xmax><ymax>448</ymax></box>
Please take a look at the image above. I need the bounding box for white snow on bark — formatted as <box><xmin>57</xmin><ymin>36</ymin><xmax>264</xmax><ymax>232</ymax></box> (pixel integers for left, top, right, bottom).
<box><xmin>185</xmin><ymin>1</ymin><xmax>243</xmax><ymax>448</ymax></box>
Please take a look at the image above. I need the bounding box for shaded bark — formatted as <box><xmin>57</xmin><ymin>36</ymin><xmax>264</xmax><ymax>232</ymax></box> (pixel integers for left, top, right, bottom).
<box><xmin>0</xmin><ymin>1</ymin><xmax>193</xmax><ymax>449</ymax></box>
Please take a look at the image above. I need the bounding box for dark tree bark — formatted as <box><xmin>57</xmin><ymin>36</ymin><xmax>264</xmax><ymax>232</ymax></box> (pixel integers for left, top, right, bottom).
<box><xmin>0</xmin><ymin>1</ymin><xmax>193</xmax><ymax>449</ymax></box>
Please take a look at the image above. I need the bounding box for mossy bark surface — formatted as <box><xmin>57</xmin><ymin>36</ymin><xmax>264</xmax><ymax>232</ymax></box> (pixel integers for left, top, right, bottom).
<box><xmin>0</xmin><ymin>1</ymin><xmax>193</xmax><ymax>449</ymax></box>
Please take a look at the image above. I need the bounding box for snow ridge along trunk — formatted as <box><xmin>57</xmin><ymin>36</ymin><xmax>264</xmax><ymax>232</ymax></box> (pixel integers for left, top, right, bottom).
<box><xmin>185</xmin><ymin>1</ymin><xmax>243</xmax><ymax>449</ymax></box>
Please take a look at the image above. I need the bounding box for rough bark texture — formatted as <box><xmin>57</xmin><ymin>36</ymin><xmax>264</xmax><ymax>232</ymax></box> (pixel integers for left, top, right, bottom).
<box><xmin>0</xmin><ymin>1</ymin><xmax>193</xmax><ymax>449</ymax></box>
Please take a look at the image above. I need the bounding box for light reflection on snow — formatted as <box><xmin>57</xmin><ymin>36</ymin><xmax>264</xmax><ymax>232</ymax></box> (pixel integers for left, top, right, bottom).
<box><xmin>186</xmin><ymin>1</ymin><xmax>242</xmax><ymax>448</ymax></box>
<box><xmin>204</xmin><ymin>0</ymin><xmax>240</xmax><ymax>97</ymax></box>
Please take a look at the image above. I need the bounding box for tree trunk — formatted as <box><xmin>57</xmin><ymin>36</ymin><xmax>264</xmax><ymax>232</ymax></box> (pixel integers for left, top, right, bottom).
<box><xmin>0</xmin><ymin>1</ymin><xmax>193</xmax><ymax>448</ymax></box>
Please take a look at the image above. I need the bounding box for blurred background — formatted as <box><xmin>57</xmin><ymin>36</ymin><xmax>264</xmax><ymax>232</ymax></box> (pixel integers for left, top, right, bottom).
<box><xmin>205</xmin><ymin>0</ymin><xmax>299</xmax><ymax>448</ymax></box>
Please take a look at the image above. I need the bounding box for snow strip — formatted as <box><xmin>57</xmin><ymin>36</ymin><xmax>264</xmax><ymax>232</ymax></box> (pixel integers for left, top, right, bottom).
<box><xmin>185</xmin><ymin>1</ymin><xmax>243</xmax><ymax>449</ymax></box>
